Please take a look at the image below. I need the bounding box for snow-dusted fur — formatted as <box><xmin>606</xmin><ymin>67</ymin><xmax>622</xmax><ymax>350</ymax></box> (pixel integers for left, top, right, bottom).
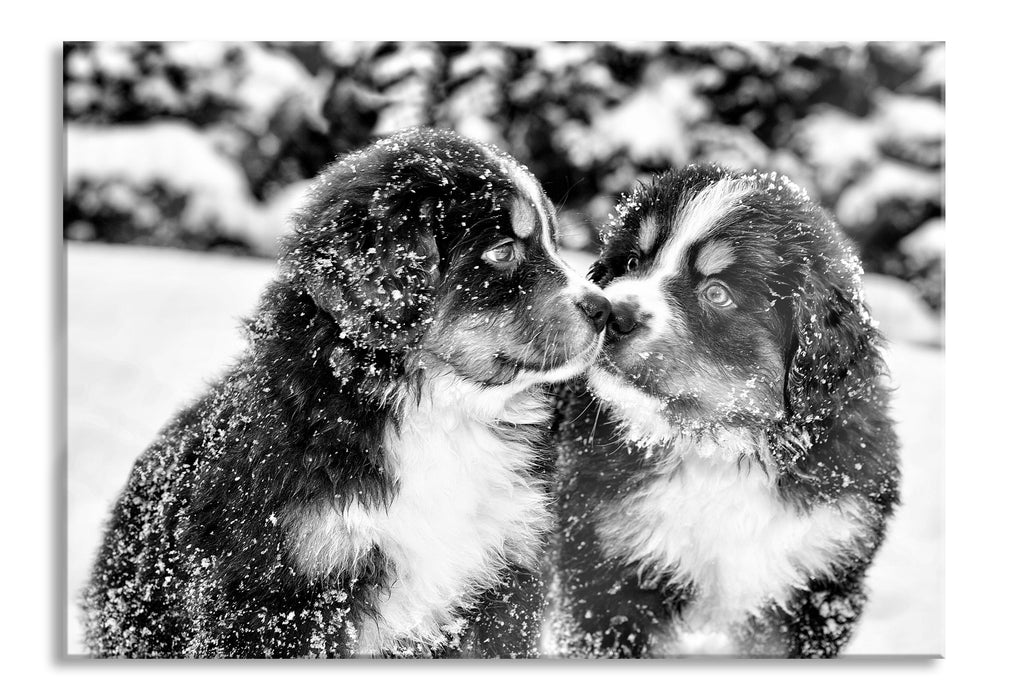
<box><xmin>289</xmin><ymin>372</ymin><xmax>553</xmax><ymax>654</ymax></box>
<box><xmin>82</xmin><ymin>128</ymin><xmax>607</xmax><ymax>658</ymax></box>
<box><xmin>595</xmin><ymin>438</ymin><xmax>872</xmax><ymax>655</ymax></box>
<box><xmin>550</xmin><ymin>165</ymin><xmax>900</xmax><ymax>658</ymax></box>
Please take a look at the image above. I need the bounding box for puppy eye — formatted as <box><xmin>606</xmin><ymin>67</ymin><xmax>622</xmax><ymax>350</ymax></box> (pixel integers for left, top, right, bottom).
<box><xmin>625</xmin><ymin>254</ymin><xmax>640</xmax><ymax>272</ymax></box>
<box><xmin>701</xmin><ymin>280</ymin><xmax>735</xmax><ymax>308</ymax></box>
<box><xmin>482</xmin><ymin>240</ymin><xmax>520</xmax><ymax>266</ymax></box>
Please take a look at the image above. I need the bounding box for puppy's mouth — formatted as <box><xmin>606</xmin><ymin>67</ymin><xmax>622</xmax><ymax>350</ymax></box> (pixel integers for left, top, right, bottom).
<box><xmin>588</xmin><ymin>359</ymin><xmax>667</xmax><ymax>407</ymax></box>
<box><xmin>590</xmin><ymin>354</ymin><xmax>705</xmax><ymax>415</ymax></box>
<box><xmin>504</xmin><ymin>332</ymin><xmax>605</xmax><ymax>385</ymax></box>
<box><xmin>421</xmin><ymin>333</ymin><xmax>604</xmax><ymax>390</ymax></box>
<box><xmin>585</xmin><ymin>364</ymin><xmax>679</xmax><ymax>447</ymax></box>
<box><xmin>593</xmin><ymin>350</ymin><xmax>659</xmax><ymax>397</ymax></box>
<box><xmin>588</xmin><ymin>358</ymin><xmax>777</xmax><ymax>450</ymax></box>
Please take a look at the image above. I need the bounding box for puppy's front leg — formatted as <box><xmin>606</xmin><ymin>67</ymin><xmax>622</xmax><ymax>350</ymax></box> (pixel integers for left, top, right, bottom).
<box><xmin>735</xmin><ymin>570</ymin><xmax>870</xmax><ymax>658</ymax></box>
<box><xmin>181</xmin><ymin>576</ymin><xmax>361</xmax><ymax>658</ymax></box>
<box><xmin>553</xmin><ymin>566</ymin><xmax>674</xmax><ymax>658</ymax></box>
<box><xmin>442</xmin><ymin>565</ymin><xmax>545</xmax><ymax>658</ymax></box>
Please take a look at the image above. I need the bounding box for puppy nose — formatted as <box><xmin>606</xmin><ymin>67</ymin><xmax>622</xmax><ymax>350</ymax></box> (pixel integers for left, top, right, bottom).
<box><xmin>607</xmin><ymin>300</ymin><xmax>639</xmax><ymax>336</ymax></box>
<box><xmin>575</xmin><ymin>292</ymin><xmax>612</xmax><ymax>333</ymax></box>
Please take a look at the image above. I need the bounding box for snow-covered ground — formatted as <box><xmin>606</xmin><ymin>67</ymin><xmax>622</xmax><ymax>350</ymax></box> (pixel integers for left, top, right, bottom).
<box><xmin>65</xmin><ymin>241</ymin><xmax>943</xmax><ymax>656</ymax></box>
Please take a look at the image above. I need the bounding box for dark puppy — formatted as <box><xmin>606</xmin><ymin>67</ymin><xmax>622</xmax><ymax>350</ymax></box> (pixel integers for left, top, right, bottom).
<box><xmin>551</xmin><ymin>164</ymin><xmax>900</xmax><ymax>658</ymax></box>
<box><xmin>83</xmin><ymin>128</ymin><xmax>610</xmax><ymax>658</ymax></box>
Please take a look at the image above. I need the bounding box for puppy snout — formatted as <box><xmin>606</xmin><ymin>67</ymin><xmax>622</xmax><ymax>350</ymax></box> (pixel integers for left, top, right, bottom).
<box><xmin>607</xmin><ymin>299</ymin><xmax>639</xmax><ymax>337</ymax></box>
<box><xmin>575</xmin><ymin>292</ymin><xmax>612</xmax><ymax>334</ymax></box>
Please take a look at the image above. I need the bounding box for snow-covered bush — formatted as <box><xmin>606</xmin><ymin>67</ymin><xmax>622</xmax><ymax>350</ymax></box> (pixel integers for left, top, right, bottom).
<box><xmin>65</xmin><ymin>122</ymin><xmax>307</xmax><ymax>256</ymax></box>
<box><xmin>64</xmin><ymin>41</ymin><xmax>945</xmax><ymax>310</ymax></box>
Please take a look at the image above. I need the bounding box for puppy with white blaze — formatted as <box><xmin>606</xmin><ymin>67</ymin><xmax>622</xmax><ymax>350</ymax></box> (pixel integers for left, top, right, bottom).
<box><xmin>550</xmin><ymin>164</ymin><xmax>900</xmax><ymax>658</ymax></box>
<box><xmin>83</xmin><ymin>128</ymin><xmax>611</xmax><ymax>658</ymax></box>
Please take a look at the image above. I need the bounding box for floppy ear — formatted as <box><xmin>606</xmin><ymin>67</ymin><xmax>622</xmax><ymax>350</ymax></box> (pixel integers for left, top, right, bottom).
<box><xmin>778</xmin><ymin>267</ymin><xmax>882</xmax><ymax>460</ymax></box>
<box><xmin>285</xmin><ymin>174</ymin><xmax>444</xmax><ymax>389</ymax></box>
<box><xmin>304</xmin><ymin>201</ymin><xmax>441</xmax><ymax>356</ymax></box>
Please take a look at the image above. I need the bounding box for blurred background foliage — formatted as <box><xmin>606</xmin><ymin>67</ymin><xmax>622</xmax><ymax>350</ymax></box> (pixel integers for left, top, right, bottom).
<box><xmin>63</xmin><ymin>41</ymin><xmax>944</xmax><ymax>311</ymax></box>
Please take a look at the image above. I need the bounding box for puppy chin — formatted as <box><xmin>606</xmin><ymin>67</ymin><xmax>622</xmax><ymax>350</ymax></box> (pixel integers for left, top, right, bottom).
<box><xmin>510</xmin><ymin>333</ymin><xmax>605</xmax><ymax>390</ymax></box>
<box><xmin>586</xmin><ymin>366</ymin><xmax>676</xmax><ymax>447</ymax></box>
<box><xmin>422</xmin><ymin>333</ymin><xmax>604</xmax><ymax>408</ymax></box>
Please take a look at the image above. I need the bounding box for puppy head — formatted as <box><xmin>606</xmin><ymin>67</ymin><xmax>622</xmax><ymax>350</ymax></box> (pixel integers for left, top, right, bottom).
<box><xmin>587</xmin><ymin>164</ymin><xmax>883</xmax><ymax>454</ymax></box>
<box><xmin>282</xmin><ymin>128</ymin><xmax>608</xmax><ymax>398</ymax></box>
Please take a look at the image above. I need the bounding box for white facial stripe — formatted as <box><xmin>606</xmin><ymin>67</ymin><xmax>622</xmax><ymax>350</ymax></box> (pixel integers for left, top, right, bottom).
<box><xmin>603</xmin><ymin>274</ymin><xmax>678</xmax><ymax>342</ymax></box>
<box><xmin>603</xmin><ymin>181</ymin><xmax>754</xmax><ymax>339</ymax></box>
<box><xmin>638</xmin><ymin>214</ymin><xmax>659</xmax><ymax>254</ymax></box>
<box><xmin>478</xmin><ymin>144</ymin><xmax>595</xmax><ymax>296</ymax></box>
<box><xmin>510</xmin><ymin>197</ymin><xmax>537</xmax><ymax>239</ymax></box>
<box><xmin>695</xmin><ymin>239</ymin><xmax>736</xmax><ymax>276</ymax></box>
<box><xmin>655</xmin><ymin>178</ymin><xmax>756</xmax><ymax>278</ymax></box>
<box><xmin>476</xmin><ymin>142</ymin><xmax>549</xmax><ymax>237</ymax></box>
<box><xmin>503</xmin><ymin>161</ymin><xmax>559</xmax><ymax>263</ymax></box>
<box><xmin>490</xmin><ymin>147</ymin><xmax>590</xmax><ymax>285</ymax></box>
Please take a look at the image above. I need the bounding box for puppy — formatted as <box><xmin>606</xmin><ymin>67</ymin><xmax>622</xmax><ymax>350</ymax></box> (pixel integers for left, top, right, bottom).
<box><xmin>82</xmin><ymin>128</ymin><xmax>611</xmax><ymax>658</ymax></box>
<box><xmin>550</xmin><ymin>164</ymin><xmax>900</xmax><ymax>658</ymax></box>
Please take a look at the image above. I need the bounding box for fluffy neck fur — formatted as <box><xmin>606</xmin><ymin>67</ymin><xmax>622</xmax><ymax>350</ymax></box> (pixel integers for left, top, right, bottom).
<box><xmin>596</xmin><ymin>434</ymin><xmax>870</xmax><ymax>655</ymax></box>
<box><xmin>288</xmin><ymin>368</ymin><xmax>553</xmax><ymax>655</ymax></box>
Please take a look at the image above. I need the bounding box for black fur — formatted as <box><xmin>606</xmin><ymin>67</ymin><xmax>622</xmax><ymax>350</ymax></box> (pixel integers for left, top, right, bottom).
<box><xmin>82</xmin><ymin>128</ymin><xmax>603</xmax><ymax>658</ymax></box>
<box><xmin>552</xmin><ymin>165</ymin><xmax>900</xmax><ymax>658</ymax></box>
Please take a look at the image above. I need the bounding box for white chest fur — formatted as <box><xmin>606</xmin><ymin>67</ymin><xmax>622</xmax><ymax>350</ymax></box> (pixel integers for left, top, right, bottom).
<box><xmin>287</xmin><ymin>374</ymin><xmax>552</xmax><ymax>655</ymax></box>
<box><xmin>597</xmin><ymin>439</ymin><xmax>869</xmax><ymax>655</ymax></box>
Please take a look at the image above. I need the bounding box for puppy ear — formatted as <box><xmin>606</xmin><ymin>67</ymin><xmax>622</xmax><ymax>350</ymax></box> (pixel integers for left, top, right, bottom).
<box><xmin>779</xmin><ymin>266</ymin><xmax>883</xmax><ymax>460</ymax></box>
<box><xmin>286</xmin><ymin>181</ymin><xmax>443</xmax><ymax>383</ymax></box>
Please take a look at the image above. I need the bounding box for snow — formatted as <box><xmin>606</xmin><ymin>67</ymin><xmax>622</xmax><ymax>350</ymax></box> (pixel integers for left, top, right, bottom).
<box><xmin>912</xmin><ymin>44</ymin><xmax>945</xmax><ymax>94</ymax></box>
<box><xmin>156</xmin><ymin>42</ymin><xmax>323</xmax><ymax>128</ymax></box>
<box><xmin>789</xmin><ymin>107</ymin><xmax>879</xmax><ymax>199</ymax></box>
<box><xmin>847</xmin><ymin>340</ymin><xmax>944</xmax><ymax>656</ymax></box>
<box><xmin>449</xmin><ymin>44</ymin><xmax>509</xmax><ymax>81</ymax></box>
<box><xmin>875</xmin><ymin>94</ymin><xmax>945</xmax><ymax>150</ymax></box>
<box><xmin>66</xmin><ymin>243</ymin><xmax>274</xmax><ymax>655</ymax></box>
<box><xmin>66</xmin><ymin>122</ymin><xmax>254</xmax><ymax>220</ymax></box>
<box><xmin>233</xmin><ymin>43</ymin><xmax>320</xmax><ymax>129</ymax></box>
<box><xmin>874</xmin><ymin>93</ymin><xmax>944</xmax><ymax>168</ymax></box>
<box><xmin>65</xmin><ymin>241</ymin><xmax>943</xmax><ymax>656</ymax></box>
<box><xmin>373</xmin><ymin>43</ymin><xmax>440</xmax><ymax>84</ymax></box>
<box><xmin>862</xmin><ymin>273</ymin><xmax>944</xmax><ymax>347</ymax></box>
<box><xmin>89</xmin><ymin>42</ymin><xmax>138</xmax><ymax>80</ymax></box>
<box><xmin>900</xmin><ymin>218</ymin><xmax>945</xmax><ymax>263</ymax></box>
<box><xmin>66</xmin><ymin>121</ymin><xmax>310</xmax><ymax>256</ymax></box>
<box><xmin>534</xmin><ymin>43</ymin><xmax>597</xmax><ymax>74</ymax></box>
<box><xmin>835</xmin><ymin>159</ymin><xmax>943</xmax><ymax>234</ymax></box>
<box><xmin>564</xmin><ymin>71</ymin><xmax>708</xmax><ymax>169</ymax></box>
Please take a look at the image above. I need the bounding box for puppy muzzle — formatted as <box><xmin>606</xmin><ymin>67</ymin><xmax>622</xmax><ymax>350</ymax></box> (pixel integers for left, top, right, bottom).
<box><xmin>606</xmin><ymin>299</ymin><xmax>640</xmax><ymax>338</ymax></box>
<box><xmin>575</xmin><ymin>292</ymin><xmax>612</xmax><ymax>334</ymax></box>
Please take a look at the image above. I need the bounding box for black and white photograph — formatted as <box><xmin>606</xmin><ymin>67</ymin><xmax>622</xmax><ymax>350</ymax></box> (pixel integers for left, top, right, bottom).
<box><xmin>63</xmin><ymin>40</ymin><xmax>944</xmax><ymax>659</ymax></box>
